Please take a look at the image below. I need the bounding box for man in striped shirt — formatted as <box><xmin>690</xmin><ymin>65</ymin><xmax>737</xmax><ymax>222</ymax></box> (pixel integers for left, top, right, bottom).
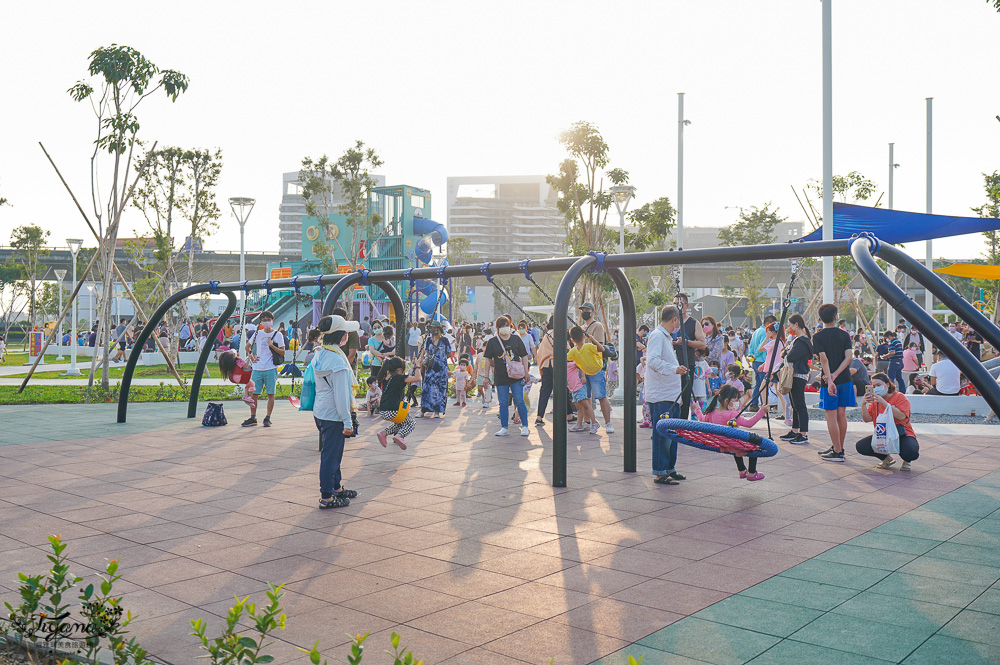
<box><xmin>880</xmin><ymin>331</ymin><xmax>906</xmax><ymax>393</ymax></box>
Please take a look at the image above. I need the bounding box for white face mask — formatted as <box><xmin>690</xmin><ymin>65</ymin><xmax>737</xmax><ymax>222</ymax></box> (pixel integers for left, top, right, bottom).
<box><xmin>261</xmin><ymin>320</ymin><xmax>273</xmax><ymax>330</ymax></box>
<box><xmin>499</xmin><ymin>327</ymin><xmax>512</xmax><ymax>336</ymax></box>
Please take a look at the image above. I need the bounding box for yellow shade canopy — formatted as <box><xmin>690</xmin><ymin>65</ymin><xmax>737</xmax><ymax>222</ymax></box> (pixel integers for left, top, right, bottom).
<box><xmin>934</xmin><ymin>263</ymin><xmax>1000</xmax><ymax>280</ymax></box>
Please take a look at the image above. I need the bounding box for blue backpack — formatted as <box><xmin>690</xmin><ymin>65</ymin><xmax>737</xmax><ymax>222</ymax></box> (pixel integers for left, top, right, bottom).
<box><xmin>202</xmin><ymin>402</ymin><xmax>227</xmax><ymax>426</ymax></box>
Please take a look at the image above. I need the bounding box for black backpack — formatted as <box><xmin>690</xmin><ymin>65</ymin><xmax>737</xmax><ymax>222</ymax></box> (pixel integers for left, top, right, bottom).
<box><xmin>202</xmin><ymin>402</ymin><xmax>227</xmax><ymax>427</ymax></box>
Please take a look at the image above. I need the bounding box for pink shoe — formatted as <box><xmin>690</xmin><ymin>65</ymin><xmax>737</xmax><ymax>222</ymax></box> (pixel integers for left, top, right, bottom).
<box><xmin>747</xmin><ymin>472</ymin><xmax>765</xmax><ymax>482</ymax></box>
<box><xmin>739</xmin><ymin>471</ymin><xmax>748</xmax><ymax>479</ymax></box>
<box><xmin>377</xmin><ymin>431</ymin><xmax>388</xmax><ymax>448</ymax></box>
<box><xmin>639</xmin><ymin>421</ymin><xmax>652</xmax><ymax>429</ymax></box>
<box><xmin>392</xmin><ymin>435</ymin><xmax>407</xmax><ymax>450</ymax></box>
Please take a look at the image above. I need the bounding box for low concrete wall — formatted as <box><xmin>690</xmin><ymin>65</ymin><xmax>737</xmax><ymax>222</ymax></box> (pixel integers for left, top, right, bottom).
<box><xmin>800</xmin><ymin>390</ymin><xmax>988</xmax><ymax>416</ymax></box>
<box><xmin>47</xmin><ymin>346</ymin><xmax>203</xmax><ymax>366</ymax></box>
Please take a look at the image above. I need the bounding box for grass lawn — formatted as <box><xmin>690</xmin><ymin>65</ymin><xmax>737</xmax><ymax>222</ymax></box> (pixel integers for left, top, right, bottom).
<box><xmin>1</xmin><ymin>353</ymin><xmax>65</xmax><ymax>367</ymax></box>
<box><xmin>3</xmin><ymin>362</ymin><xmax>211</xmax><ymax>380</ymax></box>
<box><xmin>0</xmin><ymin>383</ymin><xmax>301</xmax><ymax>405</ymax></box>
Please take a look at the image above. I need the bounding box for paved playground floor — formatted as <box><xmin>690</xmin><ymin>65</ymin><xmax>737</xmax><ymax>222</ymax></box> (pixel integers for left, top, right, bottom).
<box><xmin>1</xmin><ymin>403</ymin><xmax>1000</xmax><ymax>664</ymax></box>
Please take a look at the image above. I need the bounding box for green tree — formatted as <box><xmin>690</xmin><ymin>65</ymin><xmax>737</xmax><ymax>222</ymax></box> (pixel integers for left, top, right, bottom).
<box><xmin>38</xmin><ymin>282</ymin><xmax>69</xmax><ymax>322</ymax></box>
<box><xmin>69</xmin><ymin>44</ymin><xmax>188</xmax><ymax>392</ymax></box>
<box><xmin>970</xmin><ymin>170</ymin><xmax>1000</xmax><ymax>317</ymax></box>
<box><xmin>300</xmin><ymin>142</ymin><xmax>384</xmax><ymax>276</ymax></box>
<box><xmin>0</xmin><ymin>260</ymin><xmax>25</xmax><ymax>333</ymax></box>
<box><xmin>626</xmin><ymin>197</ymin><xmax>676</xmax><ymax>251</ymax></box>
<box><xmin>718</xmin><ymin>204</ymin><xmax>784</xmax><ymax>325</ymax></box>
<box><xmin>11</xmin><ymin>224</ymin><xmax>51</xmax><ymax>327</ymax></box>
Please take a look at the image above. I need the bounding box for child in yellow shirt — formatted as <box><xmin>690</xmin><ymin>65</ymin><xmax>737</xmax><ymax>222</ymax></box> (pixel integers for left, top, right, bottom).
<box><xmin>567</xmin><ymin>326</ymin><xmax>604</xmax><ymax>434</ymax></box>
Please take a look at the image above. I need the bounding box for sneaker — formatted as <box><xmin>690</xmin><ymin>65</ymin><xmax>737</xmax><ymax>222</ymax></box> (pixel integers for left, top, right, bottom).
<box><xmin>779</xmin><ymin>431</ymin><xmax>797</xmax><ymax>441</ymax></box>
<box><xmin>520</xmin><ymin>426</ymin><xmax>530</xmax><ymax>437</ymax></box>
<box><xmin>262</xmin><ymin>416</ymin><xmax>272</xmax><ymax>428</ymax></box>
<box><xmin>900</xmin><ymin>461</ymin><xmax>912</xmax><ymax>471</ymax></box>
<box><xmin>605</xmin><ymin>422</ymin><xmax>615</xmax><ymax>433</ymax></box>
<box><xmin>747</xmin><ymin>472</ymin><xmax>766</xmax><ymax>481</ymax></box>
<box><xmin>392</xmin><ymin>435</ymin><xmax>407</xmax><ymax>450</ymax></box>
<box><xmin>669</xmin><ymin>472</ymin><xmax>686</xmax><ymax>481</ymax></box>
<box><xmin>589</xmin><ymin>422</ymin><xmax>601</xmax><ymax>435</ymax></box>
<box><xmin>639</xmin><ymin>421</ymin><xmax>652</xmax><ymax>429</ymax></box>
<box><xmin>453</xmin><ymin>401</ymin><xmax>461</xmax><ymax>406</ymax></box>
<box><xmin>653</xmin><ymin>474</ymin><xmax>679</xmax><ymax>485</ymax></box>
<box><xmin>495</xmin><ymin>428</ymin><xmax>509</xmax><ymax>437</ymax></box>
<box><xmin>241</xmin><ymin>416</ymin><xmax>257</xmax><ymax>427</ymax></box>
<box><xmin>791</xmin><ymin>434</ymin><xmax>810</xmax><ymax>444</ymax></box>
<box><xmin>739</xmin><ymin>470</ymin><xmax>748</xmax><ymax>479</ymax></box>
<box><xmin>820</xmin><ymin>450</ymin><xmax>845</xmax><ymax>463</ymax></box>
<box><xmin>817</xmin><ymin>446</ymin><xmax>833</xmax><ymax>456</ymax></box>
<box><xmin>377</xmin><ymin>431</ymin><xmax>388</xmax><ymax>448</ymax></box>
<box><xmin>568</xmin><ymin>424</ymin><xmax>587</xmax><ymax>432</ymax></box>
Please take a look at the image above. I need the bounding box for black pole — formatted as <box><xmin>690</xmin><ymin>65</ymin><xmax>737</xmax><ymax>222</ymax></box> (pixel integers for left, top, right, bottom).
<box><xmin>552</xmin><ymin>255</ymin><xmax>598</xmax><ymax>488</ymax></box>
<box><xmin>607</xmin><ymin>267</ymin><xmax>637</xmax><ymax>473</ymax></box>
<box><xmin>322</xmin><ymin>273</ymin><xmax>407</xmax><ymax>359</ymax></box>
<box><xmin>877</xmin><ymin>243</ymin><xmax>1000</xmax><ymax>354</ymax></box>
<box><xmin>187</xmin><ymin>292</ymin><xmax>237</xmax><ymax>419</ymax></box>
<box><xmin>851</xmin><ymin>238</ymin><xmax>1000</xmax><ymax>417</ymax></box>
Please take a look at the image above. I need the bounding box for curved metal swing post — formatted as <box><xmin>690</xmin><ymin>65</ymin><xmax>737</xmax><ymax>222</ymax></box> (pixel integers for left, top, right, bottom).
<box><xmin>187</xmin><ymin>291</ymin><xmax>237</xmax><ymax>419</ymax></box>
<box><xmin>851</xmin><ymin>237</ymin><xmax>1000</xmax><ymax>417</ymax></box>
<box><xmin>606</xmin><ymin>267</ymin><xmax>638</xmax><ymax>473</ymax></box>
<box><xmin>552</xmin><ymin>255</ymin><xmax>599</xmax><ymax>488</ymax></box>
<box><xmin>117</xmin><ymin>284</ymin><xmax>208</xmax><ymax>424</ymax></box>
<box><xmin>876</xmin><ymin>243</ymin><xmax>1000</xmax><ymax>353</ymax></box>
<box><xmin>322</xmin><ymin>272</ymin><xmax>408</xmax><ymax>358</ymax></box>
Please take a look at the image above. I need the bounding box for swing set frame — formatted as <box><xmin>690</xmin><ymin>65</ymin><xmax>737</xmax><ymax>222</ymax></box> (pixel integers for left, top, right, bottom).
<box><xmin>107</xmin><ymin>234</ymin><xmax>1000</xmax><ymax>488</ymax></box>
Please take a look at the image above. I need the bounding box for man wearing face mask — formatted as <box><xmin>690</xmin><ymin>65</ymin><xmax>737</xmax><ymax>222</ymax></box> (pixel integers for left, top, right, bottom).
<box><xmin>646</xmin><ymin>305</ymin><xmax>689</xmax><ymax>484</ymax></box>
<box><xmin>245</xmin><ymin>310</ymin><xmax>285</xmax><ymax>428</ymax></box>
<box><xmin>578</xmin><ymin>302</ymin><xmax>615</xmax><ymax>433</ymax></box>
<box><xmin>671</xmin><ymin>293</ymin><xmax>707</xmax><ymax>419</ymax></box>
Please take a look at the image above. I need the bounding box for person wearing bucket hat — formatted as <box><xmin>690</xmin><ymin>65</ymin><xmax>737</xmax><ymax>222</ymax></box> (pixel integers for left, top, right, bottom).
<box><xmin>578</xmin><ymin>302</ymin><xmax>614</xmax><ymax>434</ymax></box>
<box><xmin>417</xmin><ymin>320</ymin><xmax>451</xmax><ymax>417</ymax></box>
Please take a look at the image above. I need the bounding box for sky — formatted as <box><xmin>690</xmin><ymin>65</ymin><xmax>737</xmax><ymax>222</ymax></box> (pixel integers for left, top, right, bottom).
<box><xmin>1</xmin><ymin>0</ymin><xmax>999</xmax><ymax>262</ymax></box>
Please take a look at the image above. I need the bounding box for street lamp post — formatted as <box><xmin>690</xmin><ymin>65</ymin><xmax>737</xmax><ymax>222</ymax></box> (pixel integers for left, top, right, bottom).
<box><xmin>229</xmin><ymin>197</ymin><xmax>256</xmax><ymax>359</ymax></box>
<box><xmin>54</xmin><ymin>269</ymin><xmax>66</xmax><ymax>360</ymax></box>
<box><xmin>677</xmin><ymin>93</ymin><xmax>691</xmax><ymax>290</ymax></box>
<box><xmin>611</xmin><ymin>185</ymin><xmax>636</xmax><ymax>400</ymax></box>
<box><xmin>65</xmin><ymin>239</ymin><xmax>83</xmax><ymax>376</ymax></box>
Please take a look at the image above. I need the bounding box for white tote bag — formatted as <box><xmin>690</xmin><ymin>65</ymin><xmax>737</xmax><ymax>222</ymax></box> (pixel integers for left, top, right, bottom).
<box><xmin>872</xmin><ymin>404</ymin><xmax>901</xmax><ymax>455</ymax></box>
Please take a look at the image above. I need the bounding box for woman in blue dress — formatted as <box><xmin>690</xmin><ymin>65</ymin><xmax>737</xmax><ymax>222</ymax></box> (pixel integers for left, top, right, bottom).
<box><xmin>418</xmin><ymin>320</ymin><xmax>451</xmax><ymax>418</ymax></box>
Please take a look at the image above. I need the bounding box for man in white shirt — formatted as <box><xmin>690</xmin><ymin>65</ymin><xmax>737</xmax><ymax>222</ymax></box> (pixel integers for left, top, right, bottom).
<box><xmin>645</xmin><ymin>305</ymin><xmax>688</xmax><ymax>485</ymax></box>
<box><xmin>244</xmin><ymin>310</ymin><xmax>285</xmax><ymax>427</ymax></box>
<box><xmin>928</xmin><ymin>349</ymin><xmax>962</xmax><ymax>396</ymax></box>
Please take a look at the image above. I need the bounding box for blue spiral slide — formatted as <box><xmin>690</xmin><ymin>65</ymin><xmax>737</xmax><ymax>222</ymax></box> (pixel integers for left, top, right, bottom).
<box><xmin>412</xmin><ymin>215</ymin><xmax>450</xmax><ymax>321</ymax></box>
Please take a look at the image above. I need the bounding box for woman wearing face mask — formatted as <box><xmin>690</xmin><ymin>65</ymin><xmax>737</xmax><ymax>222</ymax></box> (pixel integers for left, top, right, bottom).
<box><xmin>856</xmin><ymin>372</ymin><xmax>919</xmax><ymax>471</ymax></box>
<box><xmin>702</xmin><ymin>317</ymin><xmax>724</xmax><ymax>364</ymax></box>
<box><xmin>484</xmin><ymin>316</ymin><xmax>531</xmax><ymax>436</ymax></box>
<box><xmin>779</xmin><ymin>314</ymin><xmax>813</xmax><ymax>444</ymax></box>
<box><xmin>367</xmin><ymin>321</ymin><xmax>389</xmax><ymax>370</ymax></box>
<box><xmin>517</xmin><ymin>320</ymin><xmax>536</xmax><ymax>361</ymax></box>
<box><xmin>417</xmin><ymin>320</ymin><xmax>451</xmax><ymax>418</ymax></box>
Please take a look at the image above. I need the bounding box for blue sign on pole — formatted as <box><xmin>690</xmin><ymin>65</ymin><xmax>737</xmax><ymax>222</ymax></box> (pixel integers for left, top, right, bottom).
<box><xmin>466</xmin><ymin>286</ymin><xmax>475</xmax><ymax>303</ymax></box>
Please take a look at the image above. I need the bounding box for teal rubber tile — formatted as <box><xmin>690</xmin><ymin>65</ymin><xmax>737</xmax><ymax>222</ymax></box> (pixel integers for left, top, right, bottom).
<box><xmin>739</xmin><ymin>577</ymin><xmax>858</xmax><ymax>612</ymax></box>
<box><xmin>868</xmin><ymin>572</ymin><xmax>985</xmax><ymax>608</ymax></box>
<box><xmin>898</xmin><ymin>555</ymin><xmax>1000</xmax><ymax>587</ymax></box>
<box><xmin>637</xmin><ymin>617</ymin><xmax>781</xmax><ymax>665</ymax></box>
<box><xmin>949</xmin><ymin>526</ymin><xmax>1000</xmax><ymax>550</ymax></box>
<box><xmin>903</xmin><ymin>635</ymin><xmax>1000</xmax><ymax>665</ymax></box>
<box><xmin>830</xmin><ymin>589</ymin><xmax>961</xmax><ymax>631</ymax></box>
<box><xmin>815</xmin><ymin>544</ymin><xmax>918</xmax><ymax>571</ymax></box>
<box><xmin>693</xmin><ymin>595</ymin><xmax>823</xmax><ymax>639</ymax></box>
<box><xmin>788</xmin><ymin>612</ymin><xmax>935</xmax><ymax>662</ymax></box>
<box><xmin>922</xmin><ymin>494</ymin><xmax>1000</xmax><ymax>519</ymax></box>
<box><xmin>778</xmin><ymin>559</ymin><xmax>890</xmax><ymax>591</ymax></box>
<box><xmin>589</xmin><ymin>645</ymin><xmax>710</xmax><ymax>665</ymax></box>
<box><xmin>925</xmin><ymin>541</ymin><xmax>1000</xmax><ymax>568</ymax></box>
<box><xmin>872</xmin><ymin>510</ymin><xmax>979</xmax><ymax>541</ymax></box>
<box><xmin>968</xmin><ymin>589</ymin><xmax>1000</xmax><ymax>616</ymax></box>
<box><xmin>846</xmin><ymin>532</ymin><xmax>943</xmax><ymax>555</ymax></box>
<box><xmin>939</xmin><ymin>609</ymin><xmax>1000</xmax><ymax>647</ymax></box>
<box><xmin>747</xmin><ymin>640</ymin><xmax>893</xmax><ymax>665</ymax></box>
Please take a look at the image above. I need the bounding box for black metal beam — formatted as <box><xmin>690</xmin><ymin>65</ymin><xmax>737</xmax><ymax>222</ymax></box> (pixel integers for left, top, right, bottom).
<box><xmin>607</xmin><ymin>267</ymin><xmax>638</xmax><ymax>473</ymax></box>
<box><xmin>187</xmin><ymin>292</ymin><xmax>237</xmax><ymax>419</ymax></box>
<box><xmin>321</xmin><ymin>273</ymin><xmax>407</xmax><ymax>358</ymax></box>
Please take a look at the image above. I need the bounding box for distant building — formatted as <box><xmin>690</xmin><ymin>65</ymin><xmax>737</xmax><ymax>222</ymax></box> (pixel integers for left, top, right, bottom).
<box><xmin>278</xmin><ymin>171</ymin><xmax>386</xmax><ymax>259</ymax></box>
<box><xmin>446</xmin><ymin>175</ymin><xmax>565</xmax><ymax>262</ymax></box>
<box><xmin>662</xmin><ymin>220</ymin><xmax>806</xmax><ymax>250</ymax></box>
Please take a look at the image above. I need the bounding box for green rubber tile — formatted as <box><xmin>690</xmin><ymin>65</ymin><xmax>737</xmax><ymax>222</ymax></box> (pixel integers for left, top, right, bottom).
<box><xmin>778</xmin><ymin>559</ymin><xmax>890</xmax><ymax>591</ymax></box>
<box><xmin>589</xmin><ymin>645</ymin><xmax>710</xmax><ymax>665</ymax></box>
<box><xmin>898</xmin><ymin>555</ymin><xmax>1000</xmax><ymax>587</ymax></box>
<box><xmin>739</xmin><ymin>577</ymin><xmax>858</xmax><ymax>612</ymax></box>
<box><xmin>922</xmin><ymin>494</ymin><xmax>1000</xmax><ymax>519</ymax></box>
<box><xmin>926</xmin><ymin>541</ymin><xmax>1000</xmax><ymax>568</ymax></box>
<box><xmin>872</xmin><ymin>509</ymin><xmax>979</xmax><ymax>541</ymax></box>
<box><xmin>747</xmin><ymin>640</ymin><xmax>893</xmax><ymax>665</ymax></box>
<box><xmin>949</xmin><ymin>526</ymin><xmax>1000</xmax><ymax>550</ymax></box>
<box><xmin>903</xmin><ymin>635</ymin><xmax>1000</xmax><ymax>665</ymax></box>
<box><xmin>939</xmin><ymin>609</ymin><xmax>1000</xmax><ymax>647</ymax></box>
<box><xmin>968</xmin><ymin>589</ymin><xmax>1000</xmax><ymax>616</ymax></box>
<box><xmin>815</xmin><ymin>544</ymin><xmax>918</xmax><ymax>571</ymax></box>
<box><xmin>868</xmin><ymin>572</ymin><xmax>985</xmax><ymax>608</ymax></box>
<box><xmin>637</xmin><ymin>617</ymin><xmax>780</xmax><ymax>665</ymax></box>
<box><xmin>788</xmin><ymin>612</ymin><xmax>935</xmax><ymax>662</ymax></box>
<box><xmin>846</xmin><ymin>532</ymin><xmax>943</xmax><ymax>555</ymax></box>
<box><xmin>693</xmin><ymin>595</ymin><xmax>823</xmax><ymax>638</ymax></box>
<box><xmin>830</xmin><ymin>589</ymin><xmax>961</xmax><ymax>631</ymax></box>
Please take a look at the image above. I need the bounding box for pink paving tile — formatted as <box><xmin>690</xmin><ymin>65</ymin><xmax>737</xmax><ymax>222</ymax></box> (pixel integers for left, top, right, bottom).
<box><xmin>472</xmin><ymin>550</ymin><xmax>577</xmax><ymax>581</ymax></box>
<box><xmin>439</xmin><ymin>647</ymin><xmax>533</xmax><ymax>665</ymax></box>
<box><xmin>411</xmin><ymin>567</ymin><xmax>525</xmax><ymax>600</ymax></box>
<box><xmin>285</xmin><ymin>567</ymin><xmax>396</xmax><ymax>603</ymax></box>
<box><xmin>356</xmin><ymin>553</ymin><xmax>461</xmax><ymax>583</ymax></box>
<box><xmin>407</xmin><ymin>600</ymin><xmax>540</xmax><ymax>645</ymax></box>
<box><xmin>478</xmin><ymin>581</ymin><xmax>594</xmax><ymax>618</ymax></box>
<box><xmin>482</xmin><ymin>617</ymin><xmax>629</xmax><ymax>665</ymax></box>
<box><xmin>658</xmin><ymin>560</ymin><xmax>773</xmax><ymax>593</ymax></box>
<box><xmin>552</xmin><ymin>597</ymin><xmax>685</xmax><ymax>641</ymax></box>
<box><xmin>535</xmin><ymin>563</ymin><xmax>649</xmax><ymax>596</ymax></box>
<box><xmin>633</xmin><ymin>534</ymin><xmax>732</xmax><ymax>560</ymax></box>
<box><xmin>609</xmin><ymin>578</ymin><xmax>729</xmax><ymax>614</ymax></box>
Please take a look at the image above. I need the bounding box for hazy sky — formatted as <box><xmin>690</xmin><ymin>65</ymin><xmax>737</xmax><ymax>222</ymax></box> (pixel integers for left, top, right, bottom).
<box><xmin>2</xmin><ymin>0</ymin><xmax>999</xmax><ymax>262</ymax></box>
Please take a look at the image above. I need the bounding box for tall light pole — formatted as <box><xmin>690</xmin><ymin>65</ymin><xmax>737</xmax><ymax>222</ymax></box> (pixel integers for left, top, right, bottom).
<box><xmin>611</xmin><ymin>184</ymin><xmax>636</xmax><ymax>400</ymax></box>
<box><xmin>229</xmin><ymin>197</ymin><xmax>256</xmax><ymax>359</ymax></box>
<box><xmin>886</xmin><ymin>143</ymin><xmax>900</xmax><ymax>331</ymax></box>
<box><xmin>888</xmin><ymin>143</ymin><xmax>900</xmax><ymax>210</ymax></box>
<box><xmin>54</xmin><ymin>269</ymin><xmax>66</xmax><ymax>360</ymax></box>
<box><xmin>821</xmin><ymin>0</ymin><xmax>834</xmax><ymax>304</ymax></box>
<box><xmin>925</xmin><ymin>98</ymin><xmax>934</xmax><ymax>316</ymax></box>
<box><xmin>677</xmin><ymin>93</ymin><xmax>691</xmax><ymax>290</ymax></box>
<box><xmin>65</xmin><ymin>239</ymin><xmax>83</xmax><ymax>376</ymax></box>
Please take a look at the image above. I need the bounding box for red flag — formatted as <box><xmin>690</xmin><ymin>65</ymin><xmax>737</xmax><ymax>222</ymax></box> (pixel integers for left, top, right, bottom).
<box><xmin>358</xmin><ymin>240</ymin><xmax>366</xmax><ymax>260</ymax></box>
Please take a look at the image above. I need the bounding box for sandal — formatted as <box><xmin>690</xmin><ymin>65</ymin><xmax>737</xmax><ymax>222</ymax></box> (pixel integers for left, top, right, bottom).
<box><xmin>877</xmin><ymin>457</ymin><xmax>896</xmax><ymax>470</ymax></box>
<box><xmin>318</xmin><ymin>496</ymin><xmax>350</xmax><ymax>509</ymax></box>
<box><xmin>335</xmin><ymin>488</ymin><xmax>358</xmax><ymax>499</ymax></box>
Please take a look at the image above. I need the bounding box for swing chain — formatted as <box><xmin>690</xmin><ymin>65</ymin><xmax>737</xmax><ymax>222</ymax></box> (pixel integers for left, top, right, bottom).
<box><xmin>292</xmin><ymin>276</ymin><xmax>300</xmax><ymax>294</ymax></box>
<box><xmin>482</xmin><ymin>262</ymin><xmax>540</xmax><ymax>329</ymax></box>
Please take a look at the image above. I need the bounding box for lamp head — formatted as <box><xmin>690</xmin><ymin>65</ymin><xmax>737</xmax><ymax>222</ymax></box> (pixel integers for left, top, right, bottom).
<box><xmin>610</xmin><ymin>185</ymin><xmax>636</xmax><ymax>212</ymax></box>
<box><xmin>54</xmin><ymin>269</ymin><xmax>67</xmax><ymax>281</ymax></box>
<box><xmin>66</xmin><ymin>238</ymin><xmax>83</xmax><ymax>254</ymax></box>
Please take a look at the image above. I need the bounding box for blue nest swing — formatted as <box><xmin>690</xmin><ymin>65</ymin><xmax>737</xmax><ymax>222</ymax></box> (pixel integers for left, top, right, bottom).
<box><xmin>656</xmin><ymin>419</ymin><xmax>778</xmax><ymax>458</ymax></box>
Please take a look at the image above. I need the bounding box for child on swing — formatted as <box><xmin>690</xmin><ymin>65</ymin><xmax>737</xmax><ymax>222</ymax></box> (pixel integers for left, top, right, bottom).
<box><xmin>693</xmin><ymin>384</ymin><xmax>768</xmax><ymax>481</ymax></box>
<box><xmin>374</xmin><ymin>357</ymin><xmax>422</xmax><ymax>450</ymax></box>
<box><xmin>218</xmin><ymin>349</ymin><xmax>256</xmax><ymax>406</ymax></box>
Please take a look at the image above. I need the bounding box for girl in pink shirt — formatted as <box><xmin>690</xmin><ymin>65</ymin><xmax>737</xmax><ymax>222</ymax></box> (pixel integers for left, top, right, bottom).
<box><xmin>693</xmin><ymin>385</ymin><xmax>768</xmax><ymax>481</ymax></box>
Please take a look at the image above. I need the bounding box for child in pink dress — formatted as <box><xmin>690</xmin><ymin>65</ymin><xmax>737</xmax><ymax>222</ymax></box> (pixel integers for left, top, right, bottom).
<box><xmin>693</xmin><ymin>385</ymin><xmax>768</xmax><ymax>481</ymax></box>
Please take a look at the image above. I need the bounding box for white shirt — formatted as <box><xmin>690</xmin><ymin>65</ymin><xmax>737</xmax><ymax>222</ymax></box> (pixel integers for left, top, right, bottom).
<box><xmin>644</xmin><ymin>324</ymin><xmax>682</xmax><ymax>403</ymax></box>
<box><xmin>311</xmin><ymin>347</ymin><xmax>354</xmax><ymax>426</ymax></box>
<box><xmin>252</xmin><ymin>328</ymin><xmax>285</xmax><ymax>371</ymax></box>
<box><xmin>929</xmin><ymin>358</ymin><xmax>962</xmax><ymax>395</ymax></box>
<box><xmin>407</xmin><ymin>327</ymin><xmax>421</xmax><ymax>346</ymax></box>
<box><xmin>519</xmin><ymin>332</ymin><xmax>535</xmax><ymax>358</ymax></box>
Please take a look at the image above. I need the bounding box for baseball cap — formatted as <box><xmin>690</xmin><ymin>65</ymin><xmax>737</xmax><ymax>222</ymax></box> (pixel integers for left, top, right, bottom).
<box><xmin>580</xmin><ymin>302</ymin><xmax>595</xmax><ymax>310</ymax></box>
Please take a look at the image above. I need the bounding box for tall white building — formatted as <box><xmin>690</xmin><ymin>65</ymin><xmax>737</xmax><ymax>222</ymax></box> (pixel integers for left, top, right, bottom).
<box><xmin>278</xmin><ymin>171</ymin><xmax>386</xmax><ymax>259</ymax></box>
<box><xmin>446</xmin><ymin>175</ymin><xmax>565</xmax><ymax>262</ymax></box>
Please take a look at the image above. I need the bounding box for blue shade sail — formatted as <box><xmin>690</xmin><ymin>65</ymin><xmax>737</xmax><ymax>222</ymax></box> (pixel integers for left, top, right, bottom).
<box><xmin>800</xmin><ymin>203</ymin><xmax>1000</xmax><ymax>244</ymax></box>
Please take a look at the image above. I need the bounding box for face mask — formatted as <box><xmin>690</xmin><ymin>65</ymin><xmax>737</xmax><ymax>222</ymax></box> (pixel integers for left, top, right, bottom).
<box><xmin>499</xmin><ymin>327</ymin><xmax>512</xmax><ymax>336</ymax></box>
<box><xmin>373</xmin><ymin>327</ymin><xmax>382</xmax><ymax>334</ymax></box>
<box><xmin>703</xmin><ymin>325</ymin><xmax>713</xmax><ymax>334</ymax></box>
<box><xmin>787</xmin><ymin>328</ymin><xmax>796</xmax><ymax>337</ymax></box>
<box><xmin>519</xmin><ymin>328</ymin><xmax>526</xmax><ymax>334</ymax></box>
<box><xmin>949</xmin><ymin>326</ymin><xmax>956</xmax><ymax>332</ymax></box>
<box><xmin>873</xmin><ymin>385</ymin><xmax>888</xmax><ymax>396</ymax></box>
<box><xmin>581</xmin><ymin>311</ymin><xmax>592</xmax><ymax>321</ymax></box>
<box><xmin>261</xmin><ymin>321</ymin><xmax>273</xmax><ymax>330</ymax></box>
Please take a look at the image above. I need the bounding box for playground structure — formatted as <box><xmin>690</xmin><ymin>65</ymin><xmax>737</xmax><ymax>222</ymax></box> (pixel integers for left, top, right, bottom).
<box><xmin>108</xmin><ymin>233</ymin><xmax>1000</xmax><ymax>488</ymax></box>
